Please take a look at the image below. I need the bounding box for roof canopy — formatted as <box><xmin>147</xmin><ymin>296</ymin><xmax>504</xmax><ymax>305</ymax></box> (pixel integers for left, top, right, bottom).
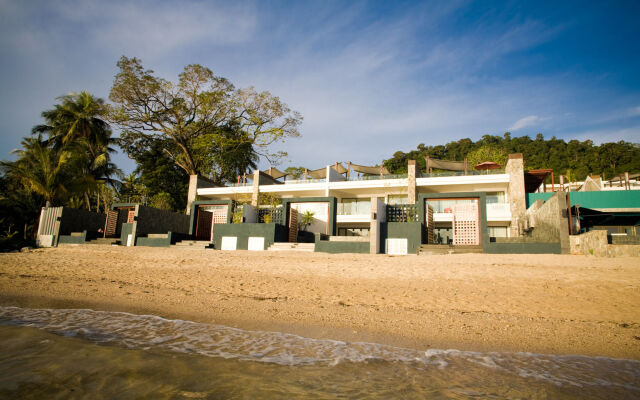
<box><xmin>524</xmin><ymin>169</ymin><xmax>553</xmax><ymax>193</ymax></box>
<box><xmin>348</xmin><ymin>163</ymin><xmax>390</xmax><ymax>175</ymax></box>
<box><xmin>425</xmin><ymin>156</ymin><xmax>468</xmax><ymax>172</ymax></box>
<box><xmin>263</xmin><ymin>167</ymin><xmax>287</xmax><ymax>180</ymax></box>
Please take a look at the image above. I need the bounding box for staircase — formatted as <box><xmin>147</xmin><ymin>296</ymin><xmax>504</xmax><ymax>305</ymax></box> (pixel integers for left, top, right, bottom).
<box><xmin>418</xmin><ymin>244</ymin><xmax>483</xmax><ymax>255</ymax></box>
<box><xmin>173</xmin><ymin>240</ymin><xmax>213</xmax><ymax>250</ymax></box>
<box><xmin>84</xmin><ymin>237</ymin><xmax>120</xmax><ymax>246</ymax></box>
<box><xmin>267</xmin><ymin>242</ymin><xmax>315</xmax><ymax>252</ymax></box>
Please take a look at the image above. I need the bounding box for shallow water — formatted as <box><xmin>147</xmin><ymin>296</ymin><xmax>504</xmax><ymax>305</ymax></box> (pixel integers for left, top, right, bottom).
<box><xmin>0</xmin><ymin>306</ymin><xmax>638</xmax><ymax>399</ymax></box>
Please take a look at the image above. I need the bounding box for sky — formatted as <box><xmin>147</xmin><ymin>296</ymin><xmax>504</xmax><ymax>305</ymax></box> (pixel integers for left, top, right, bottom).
<box><xmin>1</xmin><ymin>0</ymin><xmax>639</xmax><ymax>174</ymax></box>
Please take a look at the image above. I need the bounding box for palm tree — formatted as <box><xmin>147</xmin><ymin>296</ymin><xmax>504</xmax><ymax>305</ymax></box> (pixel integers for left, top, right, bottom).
<box><xmin>1</xmin><ymin>135</ymin><xmax>86</xmax><ymax>206</ymax></box>
<box><xmin>32</xmin><ymin>92</ymin><xmax>121</xmax><ymax>209</ymax></box>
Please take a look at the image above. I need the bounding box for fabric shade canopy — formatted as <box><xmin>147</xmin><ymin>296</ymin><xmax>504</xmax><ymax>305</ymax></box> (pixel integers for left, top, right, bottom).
<box><xmin>263</xmin><ymin>167</ymin><xmax>287</xmax><ymax>180</ymax></box>
<box><xmin>425</xmin><ymin>157</ymin><xmax>468</xmax><ymax>171</ymax></box>
<box><xmin>348</xmin><ymin>163</ymin><xmax>390</xmax><ymax>175</ymax></box>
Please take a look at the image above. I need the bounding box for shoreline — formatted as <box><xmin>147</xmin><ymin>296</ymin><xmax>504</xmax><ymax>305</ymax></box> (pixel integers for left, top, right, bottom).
<box><xmin>1</xmin><ymin>246</ymin><xmax>639</xmax><ymax>359</ymax></box>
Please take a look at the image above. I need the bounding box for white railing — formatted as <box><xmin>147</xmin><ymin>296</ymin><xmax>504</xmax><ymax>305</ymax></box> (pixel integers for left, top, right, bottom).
<box><xmin>337</xmin><ymin>202</ymin><xmax>371</xmax><ymax>215</ymax></box>
<box><xmin>486</xmin><ymin>203</ymin><xmax>510</xmax><ymax>219</ymax></box>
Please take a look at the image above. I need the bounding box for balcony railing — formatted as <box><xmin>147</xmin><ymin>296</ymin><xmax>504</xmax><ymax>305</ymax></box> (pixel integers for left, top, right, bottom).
<box><xmin>337</xmin><ymin>202</ymin><xmax>371</xmax><ymax>215</ymax></box>
<box><xmin>425</xmin><ymin>169</ymin><xmax>505</xmax><ymax>177</ymax></box>
<box><xmin>283</xmin><ymin>178</ymin><xmax>326</xmax><ymax>184</ymax></box>
<box><xmin>346</xmin><ymin>173</ymin><xmax>408</xmax><ymax>181</ymax></box>
<box><xmin>486</xmin><ymin>203</ymin><xmax>510</xmax><ymax>218</ymax></box>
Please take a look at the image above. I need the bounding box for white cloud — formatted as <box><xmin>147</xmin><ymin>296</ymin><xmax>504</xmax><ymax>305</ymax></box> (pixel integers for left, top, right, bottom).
<box><xmin>630</xmin><ymin>106</ymin><xmax>640</xmax><ymax>116</ymax></box>
<box><xmin>509</xmin><ymin>115</ymin><xmax>540</xmax><ymax>131</ymax></box>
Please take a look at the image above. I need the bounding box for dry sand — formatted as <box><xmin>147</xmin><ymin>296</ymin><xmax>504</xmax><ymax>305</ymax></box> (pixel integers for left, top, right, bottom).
<box><xmin>1</xmin><ymin>246</ymin><xmax>639</xmax><ymax>359</ymax></box>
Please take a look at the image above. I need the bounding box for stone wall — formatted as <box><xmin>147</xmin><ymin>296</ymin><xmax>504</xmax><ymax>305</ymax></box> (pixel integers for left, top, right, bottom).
<box><xmin>521</xmin><ymin>192</ymin><xmax>570</xmax><ymax>253</ymax></box>
<box><xmin>506</xmin><ymin>153</ymin><xmax>526</xmax><ymax>237</ymax></box>
<box><xmin>570</xmin><ymin>230</ymin><xmax>640</xmax><ymax>257</ymax></box>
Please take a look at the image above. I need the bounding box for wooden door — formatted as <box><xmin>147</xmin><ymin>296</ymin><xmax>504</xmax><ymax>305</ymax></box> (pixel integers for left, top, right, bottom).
<box><xmin>104</xmin><ymin>210</ymin><xmax>118</xmax><ymax>238</ymax></box>
<box><xmin>288</xmin><ymin>208</ymin><xmax>298</xmax><ymax>242</ymax></box>
<box><xmin>195</xmin><ymin>209</ymin><xmax>213</xmax><ymax>241</ymax></box>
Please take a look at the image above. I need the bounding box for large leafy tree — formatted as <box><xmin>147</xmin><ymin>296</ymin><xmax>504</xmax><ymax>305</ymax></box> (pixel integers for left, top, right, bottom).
<box><xmin>109</xmin><ymin>56</ymin><xmax>302</xmax><ymax>181</ymax></box>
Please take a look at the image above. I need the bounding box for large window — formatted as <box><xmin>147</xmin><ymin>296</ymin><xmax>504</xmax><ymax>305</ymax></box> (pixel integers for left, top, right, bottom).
<box><xmin>488</xmin><ymin>226</ymin><xmax>508</xmax><ymax>238</ymax></box>
<box><xmin>338</xmin><ymin>198</ymin><xmax>371</xmax><ymax>215</ymax></box>
<box><xmin>486</xmin><ymin>192</ymin><xmax>506</xmax><ymax>204</ymax></box>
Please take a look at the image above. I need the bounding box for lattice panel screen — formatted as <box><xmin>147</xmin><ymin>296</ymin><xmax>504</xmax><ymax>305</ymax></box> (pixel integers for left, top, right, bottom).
<box><xmin>452</xmin><ymin>202</ymin><xmax>479</xmax><ymax>245</ymax></box>
<box><xmin>425</xmin><ymin>204</ymin><xmax>434</xmax><ymax>244</ymax></box>
<box><xmin>212</xmin><ymin>207</ymin><xmax>228</xmax><ymax>224</ymax></box>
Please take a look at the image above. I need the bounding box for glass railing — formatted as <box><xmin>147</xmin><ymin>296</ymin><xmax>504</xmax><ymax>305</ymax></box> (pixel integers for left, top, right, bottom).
<box><xmin>425</xmin><ymin>169</ymin><xmax>505</xmax><ymax>177</ymax></box>
<box><xmin>337</xmin><ymin>202</ymin><xmax>371</xmax><ymax>215</ymax></box>
<box><xmin>345</xmin><ymin>173</ymin><xmax>408</xmax><ymax>181</ymax></box>
<box><xmin>224</xmin><ymin>182</ymin><xmax>253</xmax><ymax>187</ymax></box>
<box><xmin>283</xmin><ymin>178</ymin><xmax>326</xmax><ymax>184</ymax></box>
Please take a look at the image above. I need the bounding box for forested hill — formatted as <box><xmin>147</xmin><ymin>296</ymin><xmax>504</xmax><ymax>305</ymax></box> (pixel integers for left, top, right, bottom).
<box><xmin>382</xmin><ymin>133</ymin><xmax>640</xmax><ymax>181</ymax></box>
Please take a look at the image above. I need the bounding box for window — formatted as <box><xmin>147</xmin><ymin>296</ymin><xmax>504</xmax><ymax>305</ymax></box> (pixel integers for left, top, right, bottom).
<box><xmin>426</xmin><ymin>198</ymin><xmax>477</xmax><ymax>213</ymax></box>
<box><xmin>338</xmin><ymin>198</ymin><xmax>371</xmax><ymax>215</ymax></box>
<box><xmin>488</xmin><ymin>226</ymin><xmax>508</xmax><ymax>238</ymax></box>
<box><xmin>486</xmin><ymin>192</ymin><xmax>505</xmax><ymax>204</ymax></box>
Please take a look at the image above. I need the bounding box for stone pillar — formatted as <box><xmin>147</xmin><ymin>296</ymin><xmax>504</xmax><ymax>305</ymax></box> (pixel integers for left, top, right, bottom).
<box><xmin>186</xmin><ymin>175</ymin><xmax>218</xmax><ymax>215</ymax></box>
<box><xmin>251</xmin><ymin>170</ymin><xmax>260</xmax><ymax>207</ymax></box>
<box><xmin>369</xmin><ymin>197</ymin><xmax>386</xmax><ymax>254</ymax></box>
<box><xmin>506</xmin><ymin>153</ymin><xmax>526</xmax><ymax>237</ymax></box>
<box><xmin>408</xmin><ymin>160</ymin><xmax>417</xmax><ymax>204</ymax></box>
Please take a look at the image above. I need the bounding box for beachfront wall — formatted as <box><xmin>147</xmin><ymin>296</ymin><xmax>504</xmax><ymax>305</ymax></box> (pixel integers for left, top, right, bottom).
<box><xmin>380</xmin><ymin>222</ymin><xmax>422</xmax><ymax>255</ymax></box>
<box><xmin>37</xmin><ymin>206</ymin><xmax>106</xmax><ymax>246</ymax></box>
<box><xmin>212</xmin><ymin>223</ymin><xmax>287</xmax><ymax>250</ymax></box>
<box><xmin>58</xmin><ymin>208</ymin><xmax>106</xmax><ymax>239</ymax></box>
<box><xmin>570</xmin><ymin>230</ymin><xmax>640</xmax><ymax>257</ymax></box>
<box><xmin>314</xmin><ymin>239</ymin><xmax>369</xmax><ymax>254</ymax></box>
<box><xmin>134</xmin><ymin>206</ymin><xmax>190</xmax><ymax>246</ymax></box>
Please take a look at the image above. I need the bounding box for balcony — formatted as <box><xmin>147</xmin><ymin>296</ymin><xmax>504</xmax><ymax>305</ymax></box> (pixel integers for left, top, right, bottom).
<box><xmin>486</xmin><ymin>203</ymin><xmax>511</xmax><ymax>220</ymax></box>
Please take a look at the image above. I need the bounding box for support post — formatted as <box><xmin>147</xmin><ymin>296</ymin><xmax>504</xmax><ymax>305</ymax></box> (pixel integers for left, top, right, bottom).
<box><xmin>251</xmin><ymin>170</ymin><xmax>260</xmax><ymax>207</ymax></box>
<box><xmin>407</xmin><ymin>160</ymin><xmax>417</xmax><ymax>204</ymax></box>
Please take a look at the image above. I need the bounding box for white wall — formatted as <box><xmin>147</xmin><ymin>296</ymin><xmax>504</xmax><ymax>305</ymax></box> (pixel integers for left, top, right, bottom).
<box><xmin>291</xmin><ymin>202</ymin><xmax>329</xmax><ymax>234</ymax></box>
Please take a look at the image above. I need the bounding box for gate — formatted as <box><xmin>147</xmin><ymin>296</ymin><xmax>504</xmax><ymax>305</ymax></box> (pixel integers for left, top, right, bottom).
<box><xmin>288</xmin><ymin>208</ymin><xmax>298</xmax><ymax>242</ymax></box>
<box><xmin>452</xmin><ymin>202</ymin><xmax>480</xmax><ymax>245</ymax></box>
<box><xmin>195</xmin><ymin>205</ymin><xmax>228</xmax><ymax>241</ymax></box>
<box><xmin>36</xmin><ymin>206</ymin><xmax>62</xmax><ymax>247</ymax></box>
<box><xmin>195</xmin><ymin>210</ymin><xmax>213</xmax><ymax>240</ymax></box>
<box><xmin>104</xmin><ymin>210</ymin><xmax>118</xmax><ymax>238</ymax></box>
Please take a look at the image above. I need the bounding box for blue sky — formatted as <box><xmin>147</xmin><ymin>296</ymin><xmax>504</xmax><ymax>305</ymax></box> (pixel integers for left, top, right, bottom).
<box><xmin>1</xmin><ymin>0</ymin><xmax>639</xmax><ymax>174</ymax></box>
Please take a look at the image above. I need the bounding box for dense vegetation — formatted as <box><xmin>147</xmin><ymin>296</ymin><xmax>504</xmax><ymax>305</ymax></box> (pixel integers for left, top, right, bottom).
<box><xmin>0</xmin><ymin>57</ymin><xmax>300</xmax><ymax>250</ymax></box>
<box><xmin>383</xmin><ymin>133</ymin><xmax>640</xmax><ymax>181</ymax></box>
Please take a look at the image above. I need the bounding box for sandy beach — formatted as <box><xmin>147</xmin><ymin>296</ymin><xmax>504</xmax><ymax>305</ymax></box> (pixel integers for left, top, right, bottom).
<box><xmin>1</xmin><ymin>246</ymin><xmax>639</xmax><ymax>359</ymax></box>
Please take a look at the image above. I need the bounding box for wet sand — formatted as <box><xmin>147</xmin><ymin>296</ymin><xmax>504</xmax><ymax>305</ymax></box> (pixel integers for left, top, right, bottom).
<box><xmin>1</xmin><ymin>246</ymin><xmax>639</xmax><ymax>359</ymax></box>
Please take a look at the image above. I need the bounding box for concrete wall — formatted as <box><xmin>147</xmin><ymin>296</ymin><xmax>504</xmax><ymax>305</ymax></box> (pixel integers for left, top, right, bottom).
<box><xmin>315</xmin><ymin>240</ymin><xmax>369</xmax><ymax>254</ymax></box>
<box><xmin>570</xmin><ymin>230</ymin><xmax>640</xmax><ymax>257</ymax></box>
<box><xmin>522</xmin><ymin>192</ymin><xmax>570</xmax><ymax>253</ymax></box>
<box><xmin>59</xmin><ymin>208</ymin><xmax>106</xmax><ymax>236</ymax></box>
<box><xmin>58</xmin><ymin>231</ymin><xmax>87</xmax><ymax>244</ymax></box>
<box><xmin>136</xmin><ymin>233</ymin><xmax>173</xmax><ymax>247</ymax></box>
<box><xmin>187</xmin><ymin>175</ymin><xmax>218</xmax><ymax>214</ymax></box>
<box><xmin>485</xmin><ymin>242</ymin><xmax>562</xmax><ymax>254</ymax></box>
<box><xmin>135</xmin><ymin>206</ymin><xmax>190</xmax><ymax>237</ymax></box>
<box><xmin>380</xmin><ymin>222</ymin><xmax>422</xmax><ymax>255</ymax></box>
<box><xmin>212</xmin><ymin>223</ymin><xmax>287</xmax><ymax>250</ymax></box>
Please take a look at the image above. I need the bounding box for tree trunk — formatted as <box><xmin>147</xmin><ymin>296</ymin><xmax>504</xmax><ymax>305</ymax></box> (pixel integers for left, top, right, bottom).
<box><xmin>85</xmin><ymin>192</ymin><xmax>91</xmax><ymax>211</ymax></box>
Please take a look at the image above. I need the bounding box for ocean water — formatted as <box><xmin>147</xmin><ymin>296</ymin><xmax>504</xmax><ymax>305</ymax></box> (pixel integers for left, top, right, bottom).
<box><xmin>0</xmin><ymin>306</ymin><xmax>638</xmax><ymax>399</ymax></box>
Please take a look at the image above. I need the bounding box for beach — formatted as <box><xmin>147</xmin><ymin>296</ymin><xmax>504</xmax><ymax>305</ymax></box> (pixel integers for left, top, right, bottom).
<box><xmin>1</xmin><ymin>246</ymin><xmax>639</xmax><ymax>360</ymax></box>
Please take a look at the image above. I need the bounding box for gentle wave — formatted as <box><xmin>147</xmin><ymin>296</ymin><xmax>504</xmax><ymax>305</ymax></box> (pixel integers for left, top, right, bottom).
<box><xmin>0</xmin><ymin>305</ymin><xmax>638</xmax><ymax>391</ymax></box>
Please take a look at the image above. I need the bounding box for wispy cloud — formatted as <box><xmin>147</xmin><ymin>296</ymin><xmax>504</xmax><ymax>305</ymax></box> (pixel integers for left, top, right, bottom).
<box><xmin>509</xmin><ymin>116</ymin><xmax>540</xmax><ymax>131</ymax></box>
